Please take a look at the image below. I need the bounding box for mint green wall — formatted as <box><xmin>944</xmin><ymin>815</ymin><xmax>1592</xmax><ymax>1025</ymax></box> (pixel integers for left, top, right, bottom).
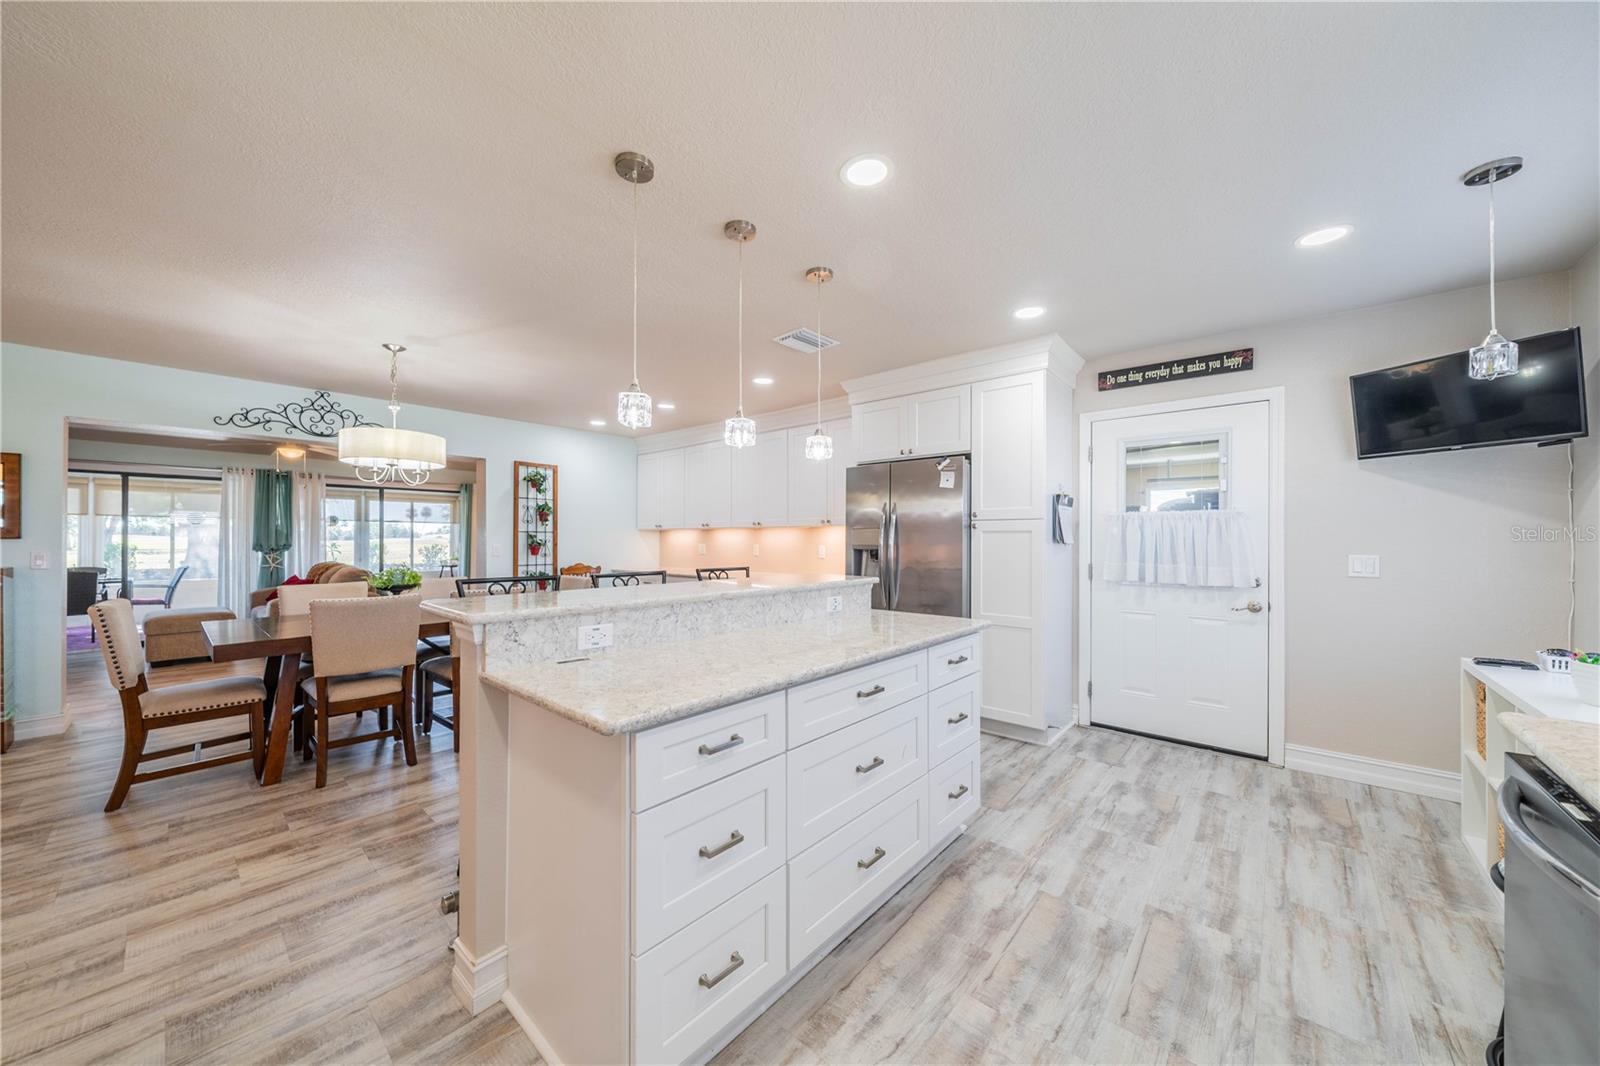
<box><xmin>0</xmin><ymin>342</ymin><xmax>652</xmax><ymax>726</ymax></box>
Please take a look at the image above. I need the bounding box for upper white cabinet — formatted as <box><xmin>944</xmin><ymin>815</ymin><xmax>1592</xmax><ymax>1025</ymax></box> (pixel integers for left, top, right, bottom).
<box><xmin>785</xmin><ymin>428</ymin><xmax>829</xmax><ymax>526</ymax></box>
<box><xmin>683</xmin><ymin>442</ymin><xmax>732</xmax><ymax>529</ymax></box>
<box><xmin>731</xmin><ymin>431</ymin><xmax>788</xmax><ymax>527</ymax></box>
<box><xmin>825</xmin><ymin>417</ymin><xmax>852</xmax><ymax>525</ymax></box>
<box><xmin>636</xmin><ymin>449</ymin><xmax>686</xmax><ymax>530</ymax></box>
<box><xmin>971</xmin><ymin>372</ymin><xmax>1046</xmax><ymax>521</ymax></box>
<box><xmin>851</xmin><ymin>386</ymin><xmax>971</xmax><ymax>462</ymax></box>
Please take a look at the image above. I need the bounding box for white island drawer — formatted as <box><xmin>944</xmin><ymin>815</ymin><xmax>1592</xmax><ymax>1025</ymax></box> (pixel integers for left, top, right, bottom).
<box><xmin>926</xmin><ymin>634</ymin><xmax>980</xmax><ymax>689</ymax></box>
<box><xmin>788</xmin><ymin>778</ymin><xmax>930</xmax><ymax>962</ymax></box>
<box><xmin>787</xmin><ymin>696</ymin><xmax>927</xmax><ymax>855</ymax></box>
<box><xmin>786</xmin><ymin>651</ymin><xmax>927</xmax><ymax>747</ymax></box>
<box><xmin>633</xmin><ymin>692</ymin><xmax>786</xmax><ymax>811</ymax></box>
<box><xmin>927</xmin><ymin>673</ymin><xmax>980</xmax><ymax>768</ymax></box>
<box><xmin>633</xmin><ymin>869</ymin><xmax>788</xmax><ymax>1066</ymax></box>
<box><xmin>929</xmin><ymin>740</ymin><xmax>980</xmax><ymax>841</ymax></box>
<box><xmin>634</xmin><ymin>758</ymin><xmax>787</xmax><ymax>953</ymax></box>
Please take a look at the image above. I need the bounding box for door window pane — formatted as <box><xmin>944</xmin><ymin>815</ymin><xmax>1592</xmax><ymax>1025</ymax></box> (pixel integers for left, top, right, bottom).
<box><xmin>325</xmin><ymin>485</ymin><xmax>458</xmax><ymax>572</ymax></box>
<box><xmin>1123</xmin><ymin>437</ymin><xmax>1225</xmax><ymax>512</ymax></box>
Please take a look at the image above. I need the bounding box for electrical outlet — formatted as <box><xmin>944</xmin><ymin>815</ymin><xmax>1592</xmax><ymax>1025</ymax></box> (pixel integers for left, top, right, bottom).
<box><xmin>827</xmin><ymin>594</ymin><xmax>842</xmax><ymax>613</ymax></box>
<box><xmin>1347</xmin><ymin>554</ymin><xmax>1380</xmax><ymax>578</ymax></box>
<box><xmin>817</xmin><ymin>543</ymin><xmax>827</xmax><ymax>559</ymax></box>
<box><xmin>752</xmin><ymin>543</ymin><xmax>761</xmax><ymax>558</ymax></box>
<box><xmin>29</xmin><ymin>551</ymin><xmax>47</xmax><ymax>570</ymax></box>
<box><xmin>577</xmin><ymin>623</ymin><xmax>614</xmax><ymax>650</ymax></box>
<box><xmin>697</xmin><ymin>542</ymin><xmax>707</xmax><ymax>556</ymax></box>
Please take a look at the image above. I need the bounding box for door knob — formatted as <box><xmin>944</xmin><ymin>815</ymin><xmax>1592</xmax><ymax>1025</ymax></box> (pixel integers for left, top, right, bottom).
<box><xmin>1231</xmin><ymin>601</ymin><xmax>1264</xmax><ymax>614</ymax></box>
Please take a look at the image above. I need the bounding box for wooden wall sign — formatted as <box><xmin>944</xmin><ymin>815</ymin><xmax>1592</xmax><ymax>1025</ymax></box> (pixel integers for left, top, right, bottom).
<box><xmin>1097</xmin><ymin>348</ymin><xmax>1254</xmax><ymax>392</ymax></box>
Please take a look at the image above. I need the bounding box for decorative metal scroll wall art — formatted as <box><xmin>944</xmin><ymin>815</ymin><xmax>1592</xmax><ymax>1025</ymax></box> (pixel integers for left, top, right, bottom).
<box><xmin>213</xmin><ymin>390</ymin><xmax>379</xmax><ymax>437</ymax></box>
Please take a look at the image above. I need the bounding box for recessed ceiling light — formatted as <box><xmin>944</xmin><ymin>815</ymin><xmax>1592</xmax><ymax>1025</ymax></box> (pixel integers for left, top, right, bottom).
<box><xmin>589</xmin><ymin>419</ymin><xmax>606</xmax><ymax>427</ymax></box>
<box><xmin>657</xmin><ymin>402</ymin><xmax>676</xmax><ymax>410</ymax></box>
<box><xmin>1295</xmin><ymin>224</ymin><xmax>1352</xmax><ymax>248</ymax></box>
<box><xmin>840</xmin><ymin>154</ymin><xmax>891</xmax><ymax>188</ymax></box>
<box><xmin>1013</xmin><ymin>305</ymin><xmax>1046</xmax><ymax>320</ymax></box>
<box><xmin>752</xmin><ymin>376</ymin><xmax>775</xmax><ymax>386</ymax></box>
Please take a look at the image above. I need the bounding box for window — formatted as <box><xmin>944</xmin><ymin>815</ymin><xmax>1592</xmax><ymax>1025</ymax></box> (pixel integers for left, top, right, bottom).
<box><xmin>324</xmin><ymin>484</ymin><xmax>460</xmax><ymax>572</ymax></box>
<box><xmin>1122</xmin><ymin>437</ymin><xmax>1226</xmax><ymax>512</ymax></box>
<box><xmin>67</xmin><ymin>471</ymin><xmax>221</xmax><ymax>608</ymax></box>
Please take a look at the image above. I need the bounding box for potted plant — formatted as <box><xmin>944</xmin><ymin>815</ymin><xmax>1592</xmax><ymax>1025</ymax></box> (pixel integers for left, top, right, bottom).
<box><xmin>523</xmin><ymin>468</ymin><xmax>548</xmax><ymax>493</ymax></box>
<box><xmin>526</xmin><ymin>533</ymin><xmax>545</xmax><ymax>557</ymax></box>
<box><xmin>535</xmin><ymin>501</ymin><xmax>552</xmax><ymax>524</ymax></box>
<box><xmin>366</xmin><ymin>566</ymin><xmax>422</xmax><ymax>594</ymax></box>
<box><xmin>530</xmin><ymin>569</ymin><xmax>554</xmax><ymax>591</ymax></box>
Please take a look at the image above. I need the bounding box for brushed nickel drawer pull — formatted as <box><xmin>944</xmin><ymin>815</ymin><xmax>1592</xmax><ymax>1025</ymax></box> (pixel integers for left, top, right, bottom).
<box><xmin>948</xmin><ymin>784</ymin><xmax>970</xmax><ymax>800</ymax></box>
<box><xmin>698</xmin><ymin>830</ymin><xmax>745</xmax><ymax>859</ymax></box>
<box><xmin>698</xmin><ymin>951</ymin><xmax>745</xmax><ymax>989</ymax></box>
<box><xmin>856</xmin><ymin>684</ymin><xmax>886</xmax><ymax>699</ymax></box>
<box><xmin>946</xmin><ymin>712</ymin><xmax>969</xmax><ymax>725</ymax></box>
<box><xmin>857</xmin><ymin>846</ymin><xmax>887</xmax><ymax>869</ymax></box>
<box><xmin>856</xmin><ymin>756</ymin><xmax>885</xmax><ymax>774</ymax></box>
<box><xmin>697</xmin><ymin>734</ymin><xmax>744</xmax><ymax>756</ymax></box>
<box><xmin>946</xmin><ymin>654</ymin><xmax>969</xmax><ymax>666</ymax></box>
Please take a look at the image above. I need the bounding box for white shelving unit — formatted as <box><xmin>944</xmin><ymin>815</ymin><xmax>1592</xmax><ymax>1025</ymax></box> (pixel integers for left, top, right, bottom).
<box><xmin>1459</xmin><ymin>658</ymin><xmax>1599</xmax><ymax>872</ymax></box>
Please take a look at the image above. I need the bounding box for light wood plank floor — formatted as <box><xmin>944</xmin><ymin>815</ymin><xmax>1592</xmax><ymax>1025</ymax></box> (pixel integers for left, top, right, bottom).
<box><xmin>2</xmin><ymin>655</ymin><xmax>1502</xmax><ymax>1065</ymax></box>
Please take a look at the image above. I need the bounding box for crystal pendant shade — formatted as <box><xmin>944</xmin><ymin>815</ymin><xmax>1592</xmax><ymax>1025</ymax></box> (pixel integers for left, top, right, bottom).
<box><xmin>804</xmin><ymin>429</ymin><xmax>834</xmax><ymax>461</ymax></box>
<box><xmin>724</xmin><ymin>414</ymin><xmax>756</xmax><ymax>449</ymax></box>
<box><xmin>617</xmin><ymin>385</ymin><xmax>653</xmax><ymax>429</ymax></box>
<box><xmin>1468</xmin><ymin>331</ymin><xmax>1519</xmax><ymax>381</ymax></box>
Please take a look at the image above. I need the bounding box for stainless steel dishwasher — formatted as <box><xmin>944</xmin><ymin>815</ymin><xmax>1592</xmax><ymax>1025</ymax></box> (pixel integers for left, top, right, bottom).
<box><xmin>1497</xmin><ymin>752</ymin><xmax>1600</xmax><ymax>1066</ymax></box>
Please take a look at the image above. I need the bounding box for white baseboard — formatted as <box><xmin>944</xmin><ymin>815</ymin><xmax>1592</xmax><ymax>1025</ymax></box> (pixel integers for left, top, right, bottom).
<box><xmin>12</xmin><ymin>712</ymin><xmax>68</xmax><ymax>740</ymax></box>
<box><xmin>450</xmin><ymin>938</ymin><xmax>507</xmax><ymax>1016</ymax></box>
<box><xmin>979</xmin><ymin>719</ymin><xmax>1069</xmax><ymax>747</ymax></box>
<box><xmin>1285</xmin><ymin>743</ymin><xmax>1461</xmax><ymax>802</ymax></box>
<box><xmin>500</xmin><ymin>989</ymin><xmax>563</xmax><ymax>1066</ymax></box>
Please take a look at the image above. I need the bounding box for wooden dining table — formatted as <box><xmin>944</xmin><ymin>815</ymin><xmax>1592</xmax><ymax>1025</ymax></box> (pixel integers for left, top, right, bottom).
<box><xmin>203</xmin><ymin>612</ymin><xmax>451</xmax><ymax>785</ymax></box>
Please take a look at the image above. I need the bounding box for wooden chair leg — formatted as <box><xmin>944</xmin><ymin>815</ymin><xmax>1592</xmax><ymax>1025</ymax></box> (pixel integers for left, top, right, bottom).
<box><xmin>314</xmin><ymin>680</ymin><xmax>330</xmax><ymax>789</ymax></box>
<box><xmin>105</xmin><ymin>722</ymin><xmax>145</xmax><ymax>812</ymax></box>
<box><xmin>450</xmin><ymin>674</ymin><xmax>460</xmax><ymax>754</ymax></box>
<box><xmin>378</xmin><ymin>707</ymin><xmax>389</xmax><ymax>732</ymax></box>
<box><xmin>250</xmin><ymin>704</ymin><xmax>266</xmax><ymax>779</ymax></box>
<box><xmin>398</xmin><ymin>669</ymin><xmax>418</xmax><ymax>767</ymax></box>
<box><xmin>421</xmin><ymin>680</ymin><xmax>433</xmax><ymax>735</ymax></box>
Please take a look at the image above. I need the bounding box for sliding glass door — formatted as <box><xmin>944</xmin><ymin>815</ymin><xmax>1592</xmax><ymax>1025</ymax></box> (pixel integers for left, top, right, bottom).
<box><xmin>324</xmin><ymin>484</ymin><xmax>460</xmax><ymax>573</ymax></box>
<box><xmin>67</xmin><ymin>471</ymin><xmax>222</xmax><ymax>614</ymax></box>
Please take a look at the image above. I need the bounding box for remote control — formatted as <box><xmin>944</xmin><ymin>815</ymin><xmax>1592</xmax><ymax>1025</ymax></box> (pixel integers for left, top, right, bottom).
<box><xmin>1472</xmin><ymin>657</ymin><xmax>1540</xmax><ymax>671</ymax></box>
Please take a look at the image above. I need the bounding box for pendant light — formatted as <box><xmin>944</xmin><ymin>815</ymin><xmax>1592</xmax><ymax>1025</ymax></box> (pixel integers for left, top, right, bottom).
<box><xmin>615</xmin><ymin>151</ymin><xmax>654</xmax><ymax>429</ymax></box>
<box><xmin>723</xmin><ymin>219</ymin><xmax>757</xmax><ymax>448</ymax></box>
<box><xmin>803</xmin><ymin>266</ymin><xmax>834</xmax><ymax>461</ymax></box>
<box><xmin>338</xmin><ymin>343</ymin><xmax>447</xmax><ymax>485</ymax></box>
<box><xmin>1462</xmin><ymin>156</ymin><xmax>1523</xmax><ymax>381</ymax></box>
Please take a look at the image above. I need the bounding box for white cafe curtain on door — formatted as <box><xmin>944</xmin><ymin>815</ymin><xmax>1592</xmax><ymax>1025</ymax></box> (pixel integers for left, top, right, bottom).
<box><xmin>288</xmin><ymin>472</ymin><xmax>327</xmax><ymax>578</ymax></box>
<box><xmin>218</xmin><ymin>466</ymin><xmax>256</xmax><ymax>617</ymax></box>
<box><xmin>1100</xmin><ymin>510</ymin><xmax>1256</xmax><ymax>588</ymax></box>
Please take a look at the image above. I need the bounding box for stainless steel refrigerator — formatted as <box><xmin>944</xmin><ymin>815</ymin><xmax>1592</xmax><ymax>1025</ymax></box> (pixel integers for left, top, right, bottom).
<box><xmin>845</xmin><ymin>456</ymin><xmax>970</xmax><ymax>617</ymax></box>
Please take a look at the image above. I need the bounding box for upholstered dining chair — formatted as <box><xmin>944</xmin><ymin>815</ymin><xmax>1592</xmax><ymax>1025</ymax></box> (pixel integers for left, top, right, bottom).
<box><xmin>301</xmin><ymin>596</ymin><xmax>420</xmax><ymax>789</ymax></box>
<box><xmin>276</xmin><ymin>580</ymin><xmax>369</xmax><ymax>615</ymax></box>
<box><xmin>87</xmin><ymin>598</ymin><xmax>265</xmax><ymax>811</ymax></box>
<box><xmin>557</xmin><ymin>574</ymin><xmax>592</xmax><ymax>590</ymax></box>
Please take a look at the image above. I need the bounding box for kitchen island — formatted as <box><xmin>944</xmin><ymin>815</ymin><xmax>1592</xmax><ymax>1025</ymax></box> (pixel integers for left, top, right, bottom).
<box><xmin>424</xmin><ymin>575</ymin><xmax>985</xmax><ymax>1065</ymax></box>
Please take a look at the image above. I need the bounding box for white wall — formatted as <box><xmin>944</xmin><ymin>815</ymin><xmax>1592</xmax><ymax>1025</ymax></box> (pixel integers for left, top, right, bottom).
<box><xmin>1076</xmin><ymin>270</ymin><xmax>1581</xmax><ymax>772</ymax></box>
<box><xmin>1569</xmin><ymin>242</ymin><xmax>1600</xmax><ymax>652</ymax></box>
<box><xmin>1</xmin><ymin>342</ymin><xmax>653</xmax><ymax>729</ymax></box>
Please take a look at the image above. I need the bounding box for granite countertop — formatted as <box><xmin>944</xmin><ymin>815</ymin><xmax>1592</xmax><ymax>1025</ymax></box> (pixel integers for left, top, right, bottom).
<box><xmin>1499</xmin><ymin>712</ymin><xmax>1600</xmax><ymax>810</ymax></box>
<box><xmin>484</xmin><ymin>610</ymin><xmax>986</xmax><ymax>734</ymax></box>
<box><xmin>421</xmin><ymin>572</ymin><xmax>874</xmax><ymax>625</ymax></box>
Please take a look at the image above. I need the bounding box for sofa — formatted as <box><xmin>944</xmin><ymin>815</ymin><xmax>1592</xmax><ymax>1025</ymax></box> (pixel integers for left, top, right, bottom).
<box><xmin>145</xmin><ymin>607</ymin><xmax>237</xmax><ymax>665</ymax></box>
<box><xmin>249</xmin><ymin>562</ymin><xmax>372</xmax><ymax>619</ymax></box>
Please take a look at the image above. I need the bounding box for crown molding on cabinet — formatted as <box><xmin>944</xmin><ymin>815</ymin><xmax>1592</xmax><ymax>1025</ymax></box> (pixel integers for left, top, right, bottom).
<box><xmin>635</xmin><ymin>396</ymin><xmax>853</xmax><ymax>454</ymax></box>
<box><xmin>840</xmin><ymin>333</ymin><xmax>1085</xmax><ymax>406</ymax></box>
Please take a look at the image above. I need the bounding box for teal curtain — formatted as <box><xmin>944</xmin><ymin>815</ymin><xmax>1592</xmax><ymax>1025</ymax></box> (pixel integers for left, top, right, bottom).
<box><xmin>457</xmin><ymin>483</ymin><xmax>473</xmax><ymax>577</ymax></box>
<box><xmin>252</xmin><ymin>470</ymin><xmax>294</xmax><ymax>588</ymax></box>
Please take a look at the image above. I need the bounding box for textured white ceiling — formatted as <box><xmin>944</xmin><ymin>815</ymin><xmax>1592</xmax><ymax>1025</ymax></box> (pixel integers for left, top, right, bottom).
<box><xmin>3</xmin><ymin>3</ymin><xmax>1596</xmax><ymax>434</ymax></box>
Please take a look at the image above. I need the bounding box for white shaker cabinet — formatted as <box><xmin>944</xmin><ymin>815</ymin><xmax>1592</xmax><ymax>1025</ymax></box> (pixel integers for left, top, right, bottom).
<box><xmin>683</xmin><ymin>442</ymin><xmax>732</xmax><ymax>529</ymax></box>
<box><xmin>730</xmin><ymin>431</ymin><xmax>788</xmax><ymax>527</ymax></box>
<box><xmin>825</xmin><ymin>417</ymin><xmax>852</xmax><ymax>525</ymax></box>
<box><xmin>971</xmin><ymin>372</ymin><xmax>1046</xmax><ymax>521</ymax></box>
<box><xmin>785</xmin><ymin>427</ymin><xmax>829</xmax><ymax>527</ymax></box>
<box><xmin>852</xmin><ymin>398</ymin><xmax>908</xmax><ymax>463</ymax></box>
<box><xmin>637</xmin><ymin>448</ymin><xmax>687</xmax><ymax>530</ymax></box>
<box><xmin>851</xmin><ymin>387</ymin><xmax>971</xmax><ymax>462</ymax></box>
<box><xmin>970</xmin><ymin>518</ymin><xmax>1045</xmax><ymax>731</ymax></box>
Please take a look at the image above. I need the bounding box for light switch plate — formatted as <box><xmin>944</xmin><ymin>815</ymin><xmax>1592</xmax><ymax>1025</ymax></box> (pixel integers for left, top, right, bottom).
<box><xmin>577</xmin><ymin>623</ymin><xmax>613</xmax><ymax>651</ymax></box>
<box><xmin>1347</xmin><ymin>554</ymin><xmax>1380</xmax><ymax>578</ymax></box>
<box><xmin>490</xmin><ymin>542</ymin><xmax>504</xmax><ymax>559</ymax></box>
<box><xmin>29</xmin><ymin>551</ymin><xmax>47</xmax><ymax>570</ymax></box>
<box><xmin>816</xmin><ymin>544</ymin><xmax>827</xmax><ymax>559</ymax></box>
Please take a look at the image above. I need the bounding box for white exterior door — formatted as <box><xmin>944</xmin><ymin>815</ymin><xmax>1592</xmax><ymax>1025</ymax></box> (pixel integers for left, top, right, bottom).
<box><xmin>1088</xmin><ymin>401</ymin><xmax>1270</xmax><ymax>757</ymax></box>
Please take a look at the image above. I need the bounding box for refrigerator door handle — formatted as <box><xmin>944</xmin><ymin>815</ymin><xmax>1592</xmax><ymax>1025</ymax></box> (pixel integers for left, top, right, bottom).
<box><xmin>878</xmin><ymin>501</ymin><xmax>892</xmax><ymax>607</ymax></box>
<box><xmin>888</xmin><ymin>502</ymin><xmax>901</xmax><ymax>610</ymax></box>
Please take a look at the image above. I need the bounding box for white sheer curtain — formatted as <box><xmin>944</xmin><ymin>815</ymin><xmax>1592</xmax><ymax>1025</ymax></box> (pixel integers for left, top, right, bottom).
<box><xmin>218</xmin><ymin>467</ymin><xmax>256</xmax><ymax>617</ymax></box>
<box><xmin>1101</xmin><ymin>510</ymin><xmax>1256</xmax><ymax>588</ymax></box>
<box><xmin>289</xmin><ymin>472</ymin><xmax>327</xmax><ymax>578</ymax></box>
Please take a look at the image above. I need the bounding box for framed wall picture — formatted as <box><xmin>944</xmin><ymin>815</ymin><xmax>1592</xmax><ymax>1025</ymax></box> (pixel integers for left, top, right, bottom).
<box><xmin>0</xmin><ymin>453</ymin><xmax>18</xmax><ymax>539</ymax></box>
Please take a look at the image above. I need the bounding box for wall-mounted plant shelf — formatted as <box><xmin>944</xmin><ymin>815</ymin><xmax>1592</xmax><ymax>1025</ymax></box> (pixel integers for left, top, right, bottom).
<box><xmin>513</xmin><ymin>461</ymin><xmax>558</xmax><ymax>588</ymax></box>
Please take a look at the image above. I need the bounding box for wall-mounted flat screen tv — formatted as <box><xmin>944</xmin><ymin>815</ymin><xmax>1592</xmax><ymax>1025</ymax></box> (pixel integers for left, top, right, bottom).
<box><xmin>1350</xmin><ymin>328</ymin><xmax>1587</xmax><ymax>459</ymax></box>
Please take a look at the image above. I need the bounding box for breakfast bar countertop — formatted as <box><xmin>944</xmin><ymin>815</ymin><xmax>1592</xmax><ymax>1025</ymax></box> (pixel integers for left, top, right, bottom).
<box><xmin>483</xmin><ymin>610</ymin><xmax>986</xmax><ymax>735</ymax></box>
<box><xmin>1499</xmin><ymin>712</ymin><xmax>1600</xmax><ymax>811</ymax></box>
<box><xmin>421</xmin><ymin>572</ymin><xmax>874</xmax><ymax>625</ymax></box>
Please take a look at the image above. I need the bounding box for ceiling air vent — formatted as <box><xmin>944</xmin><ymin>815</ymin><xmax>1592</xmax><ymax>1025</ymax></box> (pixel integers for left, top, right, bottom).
<box><xmin>773</xmin><ymin>327</ymin><xmax>840</xmax><ymax>354</ymax></box>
